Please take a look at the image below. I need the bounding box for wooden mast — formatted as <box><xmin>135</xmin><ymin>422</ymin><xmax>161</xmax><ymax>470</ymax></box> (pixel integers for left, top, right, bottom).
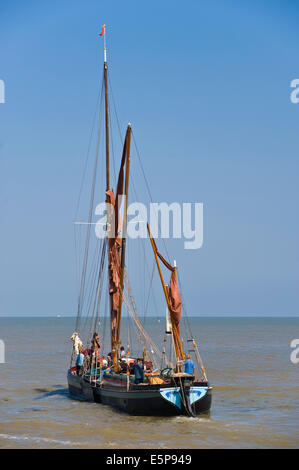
<box><xmin>102</xmin><ymin>29</ymin><xmax>131</xmax><ymax>370</ymax></box>
<box><xmin>104</xmin><ymin>63</ymin><xmax>109</xmax><ymax>191</ymax></box>
<box><xmin>115</xmin><ymin>125</ymin><xmax>132</xmax><ymax>368</ymax></box>
<box><xmin>103</xmin><ymin>29</ymin><xmax>115</xmax><ymax>365</ymax></box>
<box><xmin>147</xmin><ymin>223</ymin><xmax>185</xmax><ymax>365</ymax></box>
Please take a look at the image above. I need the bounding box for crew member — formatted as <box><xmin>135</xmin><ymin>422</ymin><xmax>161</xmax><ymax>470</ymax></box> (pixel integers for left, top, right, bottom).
<box><xmin>184</xmin><ymin>354</ymin><xmax>195</xmax><ymax>375</ymax></box>
<box><xmin>133</xmin><ymin>358</ymin><xmax>144</xmax><ymax>384</ymax></box>
<box><xmin>76</xmin><ymin>347</ymin><xmax>85</xmax><ymax>376</ymax></box>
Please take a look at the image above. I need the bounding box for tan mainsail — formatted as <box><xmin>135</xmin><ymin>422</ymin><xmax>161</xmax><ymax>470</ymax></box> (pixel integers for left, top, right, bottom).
<box><xmin>106</xmin><ymin>128</ymin><xmax>131</xmax><ymax>367</ymax></box>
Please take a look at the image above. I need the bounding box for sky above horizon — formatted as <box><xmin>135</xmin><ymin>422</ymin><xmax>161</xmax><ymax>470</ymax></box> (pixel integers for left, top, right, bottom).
<box><xmin>0</xmin><ymin>0</ymin><xmax>298</xmax><ymax>316</ymax></box>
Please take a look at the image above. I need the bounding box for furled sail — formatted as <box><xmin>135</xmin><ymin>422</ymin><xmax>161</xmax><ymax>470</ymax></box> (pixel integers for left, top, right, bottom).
<box><xmin>106</xmin><ymin>130</ymin><xmax>130</xmax><ymax>349</ymax></box>
<box><xmin>151</xmin><ymin>238</ymin><xmax>182</xmax><ymax>333</ymax></box>
<box><xmin>168</xmin><ymin>270</ymin><xmax>182</xmax><ymax>334</ymax></box>
<box><xmin>106</xmin><ymin>189</ymin><xmax>120</xmax><ymax>342</ymax></box>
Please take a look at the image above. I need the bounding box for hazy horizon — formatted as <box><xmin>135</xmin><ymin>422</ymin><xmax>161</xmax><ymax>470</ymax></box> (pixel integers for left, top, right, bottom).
<box><xmin>0</xmin><ymin>313</ymin><xmax>298</xmax><ymax>318</ymax></box>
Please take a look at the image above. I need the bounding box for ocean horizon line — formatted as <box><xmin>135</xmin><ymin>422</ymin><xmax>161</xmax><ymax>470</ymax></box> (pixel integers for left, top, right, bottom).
<box><xmin>0</xmin><ymin>314</ymin><xmax>298</xmax><ymax>318</ymax></box>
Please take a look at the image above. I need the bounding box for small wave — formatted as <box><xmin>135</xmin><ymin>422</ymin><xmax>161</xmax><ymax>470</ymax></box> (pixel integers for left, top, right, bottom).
<box><xmin>0</xmin><ymin>433</ymin><xmax>85</xmax><ymax>447</ymax></box>
<box><xmin>171</xmin><ymin>415</ymin><xmax>210</xmax><ymax>423</ymax></box>
<box><xmin>215</xmin><ymin>385</ymin><xmax>251</xmax><ymax>392</ymax></box>
<box><xmin>0</xmin><ymin>398</ymin><xmax>13</xmax><ymax>403</ymax></box>
<box><xmin>34</xmin><ymin>388</ymin><xmax>69</xmax><ymax>400</ymax></box>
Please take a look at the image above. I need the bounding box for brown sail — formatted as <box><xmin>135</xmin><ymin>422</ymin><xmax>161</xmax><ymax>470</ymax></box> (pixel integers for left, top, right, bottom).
<box><xmin>168</xmin><ymin>271</ymin><xmax>182</xmax><ymax>334</ymax></box>
<box><xmin>106</xmin><ymin>129</ymin><xmax>131</xmax><ymax>360</ymax></box>
<box><xmin>150</xmin><ymin>235</ymin><xmax>182</xmax><ymax>333</ymax></box>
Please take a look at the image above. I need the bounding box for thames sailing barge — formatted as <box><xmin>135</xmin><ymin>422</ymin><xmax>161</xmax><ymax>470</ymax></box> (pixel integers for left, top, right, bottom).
<box><xmin>67</xmin><ymin>27</ymin><xmax>212</xmax><ymax>417</ymax></box>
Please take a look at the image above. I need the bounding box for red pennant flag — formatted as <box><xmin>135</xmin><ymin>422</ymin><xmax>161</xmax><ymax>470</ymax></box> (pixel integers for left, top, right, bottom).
<box><xmin>99</xmin><ymin>25</ymin><xmax>105</xmax><ymax>36</ymax></box>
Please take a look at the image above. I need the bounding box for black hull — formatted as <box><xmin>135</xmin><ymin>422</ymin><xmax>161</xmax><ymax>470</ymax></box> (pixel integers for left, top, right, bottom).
<box><xmin>96</xmin><ymin>385</ymin><xmax>212</xmax><ymax>416</ymax></box>
<box><xmin>67</xmin><ymin>369</ymin><xmax>94</xmax><ymax>401</ymax></box>
<box><xmin>67</xmin><ymin>370</ymin><xmax>212</xmax><ymax>416</ymax></box>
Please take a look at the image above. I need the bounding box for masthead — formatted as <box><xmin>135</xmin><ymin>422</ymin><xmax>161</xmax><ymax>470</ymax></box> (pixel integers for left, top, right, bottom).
<box><xmin>99</xmin><ymin>24</ymin><xmax>107</xmax><ymax>63</ymax></box>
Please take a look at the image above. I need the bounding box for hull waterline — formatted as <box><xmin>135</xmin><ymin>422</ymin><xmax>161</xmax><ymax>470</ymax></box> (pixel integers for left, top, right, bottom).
<box><xmin>67</xmin><ymin>369</ymin><xmax>212</xmax><ymax>416</ymax></box>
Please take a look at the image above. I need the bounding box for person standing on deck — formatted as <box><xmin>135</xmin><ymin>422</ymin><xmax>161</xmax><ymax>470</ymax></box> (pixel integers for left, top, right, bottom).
<box><xmin>107</xmin><ymin>353</ymin><xmax>113</xmax><ymax>367</ymax></box>
<box><xmin>120</xmin><ymin>346</ymin><xmax>126</xmax><ymax>359</ymax></box>
<box><xmin>184</xmin><ymin>354</ymin><xmax>195</xmax><ymax>375</ymax></box>
<box><xmin>76</xmin><ymin>347</ymin><xmax>84</xmax><ymax>376</ymax></box>
<box><xmin>91</xmin><ymin>332</ymin><xmax>100</xmax><ymax>354</ymax></box>
<box><xmin>133</xmin><ymin>358</ymin><xmax>144</xmax><ymax>384</ymax></box>
<box><xmin>91</xmin><ymin>332</ymin><xmax>100</xmax><ymax>363</ymax></box>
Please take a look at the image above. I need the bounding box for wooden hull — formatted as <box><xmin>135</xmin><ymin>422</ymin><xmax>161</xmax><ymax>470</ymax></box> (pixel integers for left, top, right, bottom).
<box><xmin>67</xmin><ymin>369</ymin><xmax>212</xmax><ymax>416</ymax></box>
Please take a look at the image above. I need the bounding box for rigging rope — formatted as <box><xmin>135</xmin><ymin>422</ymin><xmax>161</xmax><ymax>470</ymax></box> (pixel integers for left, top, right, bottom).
<box><xmin>75</xmin><ymin>72</ymin><xmax>105</xmax><ymax>333</ymax></box>
<box><xmin>123</xmin><ymin>272</ymin><xmax>173</xmax><ymax>369</ymax></box>
<box><xmin>131</xmin><ymin>131</ymin><xmax>172</xmax><ymax>263</ymax></box>
<box><xmin>87</xmin><ymin>238</ymin><xmax>107</xmax><ymax>347</ymax></box>
<box><xmin>74</xmin><ymin>81</ymin><xmax>103</xmax><ymax>222</ymax></box>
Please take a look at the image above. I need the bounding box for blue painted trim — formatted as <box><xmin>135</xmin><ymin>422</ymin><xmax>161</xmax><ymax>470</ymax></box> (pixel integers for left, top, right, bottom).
<box><xmin>160</xmin><ymin>387</ymin><xmax>207</xmax><ymax>410</ymax></box>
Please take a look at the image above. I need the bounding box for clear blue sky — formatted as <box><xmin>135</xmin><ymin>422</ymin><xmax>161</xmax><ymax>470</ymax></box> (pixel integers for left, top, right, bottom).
<box><xmin>0</xmin><ymin>0</ymin><xmax>298</xmax><ymax>316</ymax></box>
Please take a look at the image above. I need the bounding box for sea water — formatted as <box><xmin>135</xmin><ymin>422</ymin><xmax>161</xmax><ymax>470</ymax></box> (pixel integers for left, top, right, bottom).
<box><xmin>0</xmin><ymin>316</ymin><xmax>298</xmax><ymax>448</ymax></box>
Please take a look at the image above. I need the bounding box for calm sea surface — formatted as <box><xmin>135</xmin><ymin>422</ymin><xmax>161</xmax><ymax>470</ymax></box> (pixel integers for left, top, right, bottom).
<box><xmin>0</xmin><ymin>316</ymin><xmax>298</xmax><ymax>449</ymax></box>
